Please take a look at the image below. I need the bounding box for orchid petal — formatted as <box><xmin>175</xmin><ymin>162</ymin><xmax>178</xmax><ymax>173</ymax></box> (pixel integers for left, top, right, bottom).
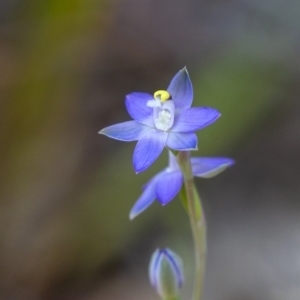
<box><xmin>133</xmin><ymin>129</ymin><xmax>168</xmax><ymax>173</ymax></box>
<box><xmin>163</xmin><ymin>248</ymin><xmax>184</xmax><ymax>288</ymax></box>
<box><xmin>166</xmin><ymin>132</ymin><xmax>197</xmax><ymax>151</ymax></box>
<box><xmin>99</xmin><ymin>121</ymin><xmax>149</xmax><ymax>141</ymax></box>
<box><xmin>156</xmin><ymin>171</ymin><xmax>183</xmax><ymax>205</ymax></box>
<box><xmin>129</xmin><ymin>173</ymin><xmax>163</xmax><ymax>220</ymax></box>
<box><xmin>167</xmin><ymin>67</ymin><xmax>193</xmax><ymax>112</ymax></box>
<box><xmin>125</xmin><ymin>92</ymin><xmax>154</xmax><ymax>126</ymax></box>
<box><xmin>191</xmin><ymin>157</ymin><xmax>235</xmax><ymax>178</ymax></box>
<box><xmin>149</xmin><ymin>249</ymin><xmax>161</xmax><ymax>287</ymax></box>
<box><xmin>172</xmin><ymin>107</ymin><xmax>220</xmax><ymax>133</ymax></box>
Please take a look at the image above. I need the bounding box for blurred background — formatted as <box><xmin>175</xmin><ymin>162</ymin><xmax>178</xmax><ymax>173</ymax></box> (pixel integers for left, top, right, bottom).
<box><xmin>0</xmin><ymin>0</ymin><xmax>299</xmax><ymax>299</ymax></box>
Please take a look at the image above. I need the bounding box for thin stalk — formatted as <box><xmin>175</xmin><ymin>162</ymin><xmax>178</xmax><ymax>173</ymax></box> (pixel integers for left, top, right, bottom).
<box><xmin>177</xmin><ymin>151</ymin><xmax>207</xmax><ymax>300</ymax></box>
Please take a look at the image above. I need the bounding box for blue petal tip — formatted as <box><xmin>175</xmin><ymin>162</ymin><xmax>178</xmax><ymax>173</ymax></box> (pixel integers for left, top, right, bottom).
<box><xmin>129</xmin><ymin>211</ymin><xmax>136</xmax><ymax>220</ymax></box>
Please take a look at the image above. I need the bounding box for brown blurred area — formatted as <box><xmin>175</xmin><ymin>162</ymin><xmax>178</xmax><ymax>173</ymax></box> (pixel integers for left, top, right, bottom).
<box><xmin>0</xmin><ymin>0</ymin><xmax>299</xmax><ymax>299</ymax></box>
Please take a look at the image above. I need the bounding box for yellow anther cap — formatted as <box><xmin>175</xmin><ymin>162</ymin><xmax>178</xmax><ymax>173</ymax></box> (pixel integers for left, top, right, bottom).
<box><xmin>154</xmin><ymin>90</ymin><xmax>171</xmax><ymax>102</ymax></box>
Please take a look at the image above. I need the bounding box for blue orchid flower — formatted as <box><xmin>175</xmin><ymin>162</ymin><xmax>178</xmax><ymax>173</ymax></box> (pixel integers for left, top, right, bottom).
<box><xmin>99</xmin><ymin>68</ymin><xmax>221</xmax><ymax>173</ymax></box>
<box><xmin>129</xmin><ymin>151</ymin><xmax>234</xmax><ymax>219</ymax></box>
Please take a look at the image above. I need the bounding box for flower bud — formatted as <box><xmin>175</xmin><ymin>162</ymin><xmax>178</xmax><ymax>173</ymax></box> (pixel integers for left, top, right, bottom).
<box><xmin>149</xmin><ymin>248</ymin><xmax>184</xmax><ymax>299</ymax></box>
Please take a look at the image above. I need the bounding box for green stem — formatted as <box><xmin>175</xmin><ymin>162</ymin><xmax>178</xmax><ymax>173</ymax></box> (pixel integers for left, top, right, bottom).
<box><xmin>177</xmin><ymin>151</ymin><xmax>207</xmax><ymax>300</ymax></box>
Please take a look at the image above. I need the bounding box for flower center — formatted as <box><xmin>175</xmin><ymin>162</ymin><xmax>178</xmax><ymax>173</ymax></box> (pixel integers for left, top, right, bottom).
<box><xmin>147</xmin><ymin>90</ymin><xmax>175</xmax><ymax>132</ymax></box>
<box><xmin>155</xmin><ymin>109</ymin><xmax>172</xmax><ymax>131</ymax></box>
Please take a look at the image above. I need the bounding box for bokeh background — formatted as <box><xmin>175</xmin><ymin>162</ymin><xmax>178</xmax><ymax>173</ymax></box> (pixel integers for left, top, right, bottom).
<box><xmin>0</xmin><ymin>0</ymin><xmax>300</xmax><ymax>299</ymax></box>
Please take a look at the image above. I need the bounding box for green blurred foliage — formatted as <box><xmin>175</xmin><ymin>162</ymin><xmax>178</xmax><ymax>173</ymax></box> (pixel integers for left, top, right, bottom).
<box><xmin>194</xmin><ymin>54</ymin><xmax>287</xmax><ymax>154</ymax></box>
<box><xmin>0</xmin><ymin>0</ymin><xmax>111</xmax><ymax>296</ymax></box>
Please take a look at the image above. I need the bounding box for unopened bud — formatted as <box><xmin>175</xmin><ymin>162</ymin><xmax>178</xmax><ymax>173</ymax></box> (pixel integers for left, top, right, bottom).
<box><xmin>149</xmin><ymin>248</ymin><xmax>184</xmax><ymax>299</ymax></box>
